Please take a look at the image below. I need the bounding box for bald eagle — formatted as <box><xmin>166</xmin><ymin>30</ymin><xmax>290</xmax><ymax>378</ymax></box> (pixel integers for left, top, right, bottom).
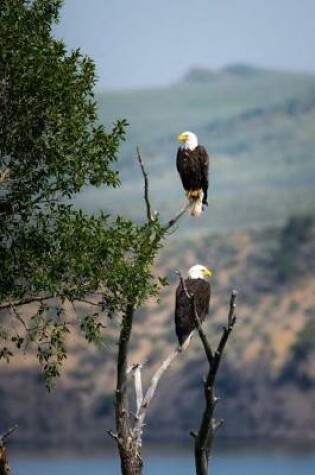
<box><xmin>175</xmin><ymin>264</ymin><xmax>212</xmax><ymax>346</ymax></box>
<box><xmin>176</xmin><ymin>131</ymin><xmax>209</xmax><ymax>217</ymax></box>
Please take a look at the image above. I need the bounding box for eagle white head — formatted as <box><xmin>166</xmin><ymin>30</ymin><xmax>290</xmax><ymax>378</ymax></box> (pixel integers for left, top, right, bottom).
<box><xmin>188</xmin><ymin>264</ymin><xmax>212</xmax><ymax>280</ymax></box>
<box><xmin>177</xmin><ymin>131</ymin><xmax>198</xmax><ymax>151</ymax></box>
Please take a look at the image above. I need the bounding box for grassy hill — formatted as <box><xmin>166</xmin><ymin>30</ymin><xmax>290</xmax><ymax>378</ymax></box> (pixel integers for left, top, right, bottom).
<box><xmin>75</xmin><ymin>65</ymin><xmax>315</xmax><ymax>236</ymax></box>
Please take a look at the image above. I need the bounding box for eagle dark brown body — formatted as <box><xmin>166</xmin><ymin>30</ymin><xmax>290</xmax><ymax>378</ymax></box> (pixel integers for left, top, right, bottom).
<box><xmin>176</xmin><ymin>145</ymin><xmax>209</xmax><ymax>205</ymax></box>
<box><xmin>175</xmin><ymin>278</ymin><xmax>211</xmax><ymax>345</ymax></box>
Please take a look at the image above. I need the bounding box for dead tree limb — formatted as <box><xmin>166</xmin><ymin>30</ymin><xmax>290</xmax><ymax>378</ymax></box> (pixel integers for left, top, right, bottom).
<box><xmin>0</xmin><ymin>425</ymin><xmax>18</xmax><ymax>475</ymax></box>
<box><xmin>176</xmin><ymin>268</ymin><xmax>238</xmax><ymax>474</ymax></box>
<box><xmin>193</xmin><ymin>290</ymin><xmax>238</xmax><ymax>475</ymax></box>
<box><xmin>115</xmin><ymin>304</ymin><xmax>143</xmax><ymax>475</ymax></box>
<box><xmin>109</xmin><ymin>151</ymin><xmax>192</xmax><ymax>474</ymax></box>
<box><xmin>136</xmin><ymin>147</ymin><xmax>189</xmax><ymax>230</ymax></box>
<box><xmin>137</xmin><ymin>147</ymin><xmax>153</xmax><ymax>223</ymax></box>
<box><xmin>132</xmin><ymin>335</ymin><xmax>192</xmax><ymax>448</ymax></box>
<box><xmin>164</xmin><ymin>204</ymin><xmax>189</xmax><ymax>232</ymax></box>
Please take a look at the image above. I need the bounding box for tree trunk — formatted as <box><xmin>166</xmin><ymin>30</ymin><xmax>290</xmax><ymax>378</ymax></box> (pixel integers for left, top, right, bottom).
<box><xmin>115</xmin><ymin>303</ymin><xmax>143</xmax><ymax>475</ymax></box>
<box><xmin>193</xmin><ymin>291</ymin><xmax>238</xmax><ymax>475</ymax></box>
<box><xmin>0</xmin><ymin>426</ymin><xmax>17</xmax><ymax>475</ymax></box>
<box><xmin>117</xmin><ymin>442</ymin><xmax>143</xmax><ymax>475</ymax></box>
<box><xmin>0</xmin><ymin>444</ymin><xmax>12</xmax><ymax>475</ymax></box>
<box><xmin>194</xmin><ymin>384</ymin><xmax>215</xmax><ymax>475</ymax></box>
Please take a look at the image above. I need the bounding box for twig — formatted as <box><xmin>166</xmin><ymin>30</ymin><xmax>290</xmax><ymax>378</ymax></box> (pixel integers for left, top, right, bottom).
<box><xmin>136</xmin><ymin>147</ymin><xmax>188</xmax><ymax>231</ymax></box>
<box><xmin>75</xmin><ymin>298</ymin><xmax>103</xmax><ymax>307</ymax></box>
<box><xmin>0</xmin><ymin>425</ymin><xmax>18</xmax><ymax>443</ymax></box>
<box><xmin>107</xmin><ymin>430</ymin><xmax>121</xmax><ymax>444</ymax></box>
<box><xmin>137</xmin><ymin>147</ymin><xmax>152</xmax><ymax>223</ymax></box>
<box><xmin>164</xmin><ymin>204</ymin><xmax>189</xmax><ymax>232</ymax></box>
<box><xmin>0</xmin><ymin>295</ymin><xmax>54</xmax><ymax>311</ymax></box>
<box><xmin>10</xmin><ymin>306</ymin><xmax>29</xmax><ymax>332</ymax></box>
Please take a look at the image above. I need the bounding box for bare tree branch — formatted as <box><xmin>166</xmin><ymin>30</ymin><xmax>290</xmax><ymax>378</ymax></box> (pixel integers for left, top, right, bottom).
<box><xmin>136</xmin><ymin>147</ymin><xmax>189</xmax><ymax>231</ymax></box>
<box><xmin>0</xmin><ymin>295</ymin><xmax>53</xmax><ymax>310</ymax></box>
<box><xmin>137</xmin><ymin>147</ymin><xmax>153</xmax><ymax>223</ymax></box>
<box><xmin>164</xmin><ymin>204</ymin><xmax>189</xmax><ymax>232</ymax></box>
<box><xmin>0</xmin><ymin>426</ymin><xmax>18</xmax><ymax>443</ymax></box>
<box><xmin>132</xmin><ymin>336</ymin><xmax>193</xmax><ymax>448</ymax></box>
<box><xmin>10</xmin><ymin>305</ymin><xmax>29</xmax><ymax>332</ymax></box>
<box><xmin>192</xmin><ymin>301</ymin><xmax>214</xmax><ymax>364</ymax></box>
<box><xmin>107</xmin><ymin>430</ymin><xmax>121</xmax><ymax>444</ymax></box>
<box><xmin>193</xmin><ymin>290</ymin><xmax>238</xmax><ymax>475</ymax></box>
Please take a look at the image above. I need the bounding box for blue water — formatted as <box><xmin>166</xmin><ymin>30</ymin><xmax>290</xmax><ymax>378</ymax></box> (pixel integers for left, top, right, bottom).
<box><xmin>12</xmin><ymin>451</ymin><xmax>315</xmax><ymax>475</ymax></box>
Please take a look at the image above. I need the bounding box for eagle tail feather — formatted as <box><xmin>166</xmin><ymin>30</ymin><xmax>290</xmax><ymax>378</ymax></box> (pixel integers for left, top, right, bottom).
<box><xmin>188</xmin><ymin>190</ymin><xmax>204</xmax><ymax>217</ymax></box>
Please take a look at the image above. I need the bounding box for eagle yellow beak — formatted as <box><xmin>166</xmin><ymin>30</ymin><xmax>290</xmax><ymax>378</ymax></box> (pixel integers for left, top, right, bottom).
<box><xmin>202</xmin><ymin>268</ymin><xmax>212</xmax><ymax>278</ymax></box>
<box><xmin>177</xmin><ymin>133</ymin><xmax>187</xmax><ymax>142</ymax></box>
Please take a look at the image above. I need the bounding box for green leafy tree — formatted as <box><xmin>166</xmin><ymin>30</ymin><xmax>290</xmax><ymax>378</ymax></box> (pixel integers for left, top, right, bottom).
<box><xmin>0</xmin><ymin>3</ymin><xmax>237</xmax><ymax>475</ymax></box>
<box><xmin>0</xmin><ymin>0</ymin><xmax>165</xmax><ymax>385</ymax></box>
<box><xmin>0</xmin><ymin>3</ymin><xmax>175</xmax><ymax>473</ymax></box>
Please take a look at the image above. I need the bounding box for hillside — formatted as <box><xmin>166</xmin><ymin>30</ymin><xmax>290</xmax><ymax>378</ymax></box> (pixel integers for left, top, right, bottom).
<box><xmin>1</xmin><ymin>66</ymin><xmax>314</xmax><ymax>450</ymax></box>
<box><xmin>75</xmin><ymin>65</ymin><xmax>315</xmax><ymax>235</ymax></box>
<box><xmin>1</xmin><ymin>216</ymin><xmax>314</xmax><ymax>448</ymax></box>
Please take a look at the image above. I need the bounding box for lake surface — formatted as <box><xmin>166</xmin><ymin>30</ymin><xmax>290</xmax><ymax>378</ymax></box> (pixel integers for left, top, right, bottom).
<box><xmin>12</xmin><ymin>450</ymin><xmax>315</xmax><ymax>475</ymax></box>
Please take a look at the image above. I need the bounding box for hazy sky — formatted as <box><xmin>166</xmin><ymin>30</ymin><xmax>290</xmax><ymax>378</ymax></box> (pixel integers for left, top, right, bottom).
<box><xmin>55</xmin><ymin>0</ymin><xmax>315</xmax><ymax>90</ymax></box>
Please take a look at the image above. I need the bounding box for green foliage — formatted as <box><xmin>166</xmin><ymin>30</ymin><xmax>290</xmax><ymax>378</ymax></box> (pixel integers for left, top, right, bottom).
<box><xmin>0</xmin><ymin>0</ymin><xmax>168</xmax><ymax>385</ymax></box>
<box><xmin>80</xmin><ymin>314</ymin><xmax>106</xmax><ymax>345</ymax></box>
<box><xmin>0</xmin><ymin>0</ymin><xmax>128</xmax><ymax>301</ymax></box>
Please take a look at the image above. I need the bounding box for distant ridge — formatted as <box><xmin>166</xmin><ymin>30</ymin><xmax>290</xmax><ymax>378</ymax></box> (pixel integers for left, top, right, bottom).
<box><xmin>182</xmin><ymin>63</ymin><xmax>266</xmax><ymax>83</ymax></box>
<box><xmin>91</xmin><ymin>65</ymin><xmax>315</xmax><ymax>234</ymax></box>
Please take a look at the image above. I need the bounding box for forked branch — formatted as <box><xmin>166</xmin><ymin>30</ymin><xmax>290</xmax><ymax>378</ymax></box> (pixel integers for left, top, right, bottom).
<box><xmin>131</xmin><ymin>336</ymin><xmax>192</xmax><ymax>447</ymax></box>
<box><xmin>136</xmin><ymin>147</ymin><xmax>188</xmax><ymax>229</ymax></box>
<box><xmin>176</xmin><ymin>269</ymin><xmax>238</xmax><ymax>474</ymax></box>
<box><xmin>194</xmin><ymin>290</ymin><xmax>238</xmax><ymax>475</ymax></box>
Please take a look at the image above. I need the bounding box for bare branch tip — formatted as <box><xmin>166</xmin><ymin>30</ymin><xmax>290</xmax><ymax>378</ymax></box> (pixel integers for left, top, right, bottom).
<box><xmin>0</xmin><ymin>424</ymin><xmax>18</xmax><ymax>442</ymax></box>
<box><xmin>107</xmin><ymin>429</ymin><xmax>120</xmax><ymax>442</ymax></box>
<box><xmin>231</xmin><ymin>289</ymin><xmax>238</xmax><ymax>297</ymax></box>
<box><xmin>214</xmin><ymin>419</ymin><xmax>224</xmax><ymax>432</ymax></box>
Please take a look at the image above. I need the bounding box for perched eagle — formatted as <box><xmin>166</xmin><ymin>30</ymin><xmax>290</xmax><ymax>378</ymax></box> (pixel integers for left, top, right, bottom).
<box><xmin>176</xmin><ymin>131</ymin><xmax>209</xmax><ymax>217</ymax></box>
<box><xmin>175</xmin><ymin>264</ymin><xmax>212</xmax><ymax>346</ymax></box>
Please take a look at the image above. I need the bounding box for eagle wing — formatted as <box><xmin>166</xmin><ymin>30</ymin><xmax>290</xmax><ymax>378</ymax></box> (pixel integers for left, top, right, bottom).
<box><xmin>195</xmin><ymin>145</ymin><xmax>209</xmax><ymax>205</ymax></box>
<box><xmin>176</xmin><ymin>147</ymin><xmax>193</xmax><ymax>191</ymax></box>
<box><xmin>176</xmin><ymin>146</ymin><xmax>209</xmax><ymax>204</ymax></box>
<box><xmin>175</xmin><ymin>278</ymin><xmax>211</xmax><ymax>345</ymax></box>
